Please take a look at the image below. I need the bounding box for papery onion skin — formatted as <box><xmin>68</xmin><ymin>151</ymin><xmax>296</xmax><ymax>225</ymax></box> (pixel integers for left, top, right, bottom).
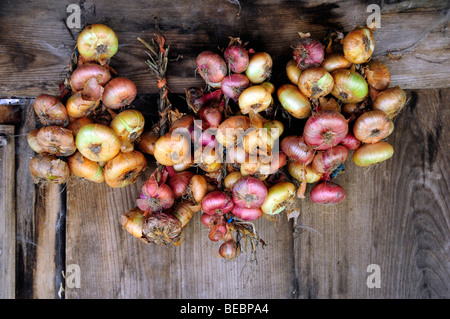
<box><xmin>303</xmin><ymin>111</ymin><xmax>349</xmax><ymax>150</ymax></box>
<box><xmin>168</xmin><ymin>171</ymin><xmax>194</xmax><ymax>199</ymax></box>
<box><xmin>263</xmin><ymin>120</ymin><xmax>284</xmax><ymax>140</ymax></box>
<box><xmin>286</xmin><ymin>59</ymin><xmax>302</xmax><ymax>85</ymax></box>
<box><xmin>281</xmin><ymin>135</ymin><xmax>315</xmax><ymax>165</ymax></box>
<box><xmin>277</xmin><ymin>84</ymin><xmax>311</xmax><ymax>119</ymax></box>
<box><xmin>232</xmin><ymin>176</ymin><xmax>268</xmax><ymax>209</ymax></box>
<box><xmin>27</xmin><ymin>129</ymin><xmax>43</xmax><ymax>153</ymax></box>
<box><xmin>196</xmin><ymin>51</ymin><xmax>227</xmax><ymax>84</ymax></box>
<box><xmin>102</xmin><ymin>77</ymin><xmax>137</xmax><ymax>109</ymax></box>
<box><xmin>120</xmin><ymin>207</ymin><xmax>146</xmax><ymax>240</ymax></box>
<box><xmin>261</xmin><ymin>182</ymin><xmax>296</xmax><ymax>215</ymax></box>
<box><xmin>292</xmin><ymin>37</ymin><xmax>325</xmax><ymax>70</ymax></box>
<box><xmin>243</xmin><ymin>128</ymin><xmax>273</xmax><ymax>156</ymax></box>
<box><xmin>321</xmin><ymin>53</ymin><xmax>352</xmax><ymax>73</ymax></box>
<box><xmin>70</xmin><ymin>63</ymin><xmax>111</xmax><ymax>91</ymax></box>
<box><xmin>339</xmin><ymin>131</ymin><xmax>361</xmax><ymax>151</ymax></box>
<box><xmin>110</xmin><ymin>109</ymin><xmax>145</xmax><ymax>142</ymax></box>
<box><xmin>104</xmin><ymin>150</ymin><xmax>147</xmax><ymax>188</ymax></box>
<box><xmin>154</xmin><ymin>132</ymin><xmax>191</xmax><ymax>166</ymax></box>
<box><xmin>37</xmin><ymin>126</ymin><xmax>77</xmax><ymax>156</ymax></box>
<box><xmin>219</xmin><ymin>240</ymin><xmax>239</xmax><ymax>260</ymax></box>
<box><xmin>224</xmin><ymin>43</ymin><xmax>249</xmax><ymax>74</ymax></box>
<box><xmin>353</xmin><ymin>141</ymin><xmax>394</xmax><ymax>167</ymax></box>
<box><xmin>216</xmin><ymin>116</ymin><xmax>251</xmax><ymax>147</ymax></box>
<box><xmin>238</xmin><ymin>85</ymin><xmax>272</xmax><ymax>114</ymax></box>
<box><xmin>221</xmin><ymin>74</ymin><xmax>250</xmax><ymax>102</ymax></box>
<box><xmin>287</xmin><ymin>162</ymin><xmax>322</xmax><ymax>183</ymax></box>
<box><xmin>201</xmin><ymin>191</ymin><xmax>235</xmax><ymax>216</ymax></box>
<box><xmin>372</xmin><ymin>86</ymin><xmax>407</xmax><ymax>119</ymax></box>
<box><xmin>298</xmin><ymin>67</ymin><xmax>334</xmax><ymax>99</ymax></box>
<box><xmin>137</xmin><ymin>176</ymin><xmax>175</xmax><ymax>213</ymax></box>
<box><xmin>311</xmin><ymin>145</ymin><xmax>348</xmax><ymax>174</ymax></box>
<box><xmin>224</xmin><ymin>171</ymin><xmax>243</xmax><ymax>189</ymax></box>
<box><xmin>310</xmin><ymin>181</ymin><xmax>346</xmax><ymax>204</ymax></box>
<box><xmin>29</xmin><ymin>154</ymin><xmax>70</xmax><ymax>184</ymax></box>
<box><xmin>76</xmin><ymin>124</ymin><xmax>121</xmax><ymax>162</ymax></box>
<box><xmin>172</xmin><ymin>200</ymin><xmax>200</xmax><ymax>228</ymax></box>
<box><xmin>188</xmin><ymin>175</ymin><xmax>208</xmax><ymax>203</ymax></box>
<box><xmin>353</xmin><ymin>110</ymin><xmax>392</xmax><ymax>144</ymax></box>
<box><xmin>343</xmin><ymin>27</ymin><xmax>375</xmax><ymax>64</ymax></box>
<box><xmin>231</xmin><ymin>206</ymin><xmax>263</xmax><ymax>221</ymax></box>
<box><xmin>331</xmin><ymin>69</ymin><xmax>368</xmax><ymax>104</ymax></box>
<box><xmin>33</xmin><ymin>94</ymin><xmax>68</xmax><ymax>126</ymax></box>
<box><xmin>77</xmin><ymin>24</ymin><xmax>119</xmax><ymax>64</ymax></box>
<box><xmin>245</xmin><ymin>52</ymin><xmax>273</xmax><ymax>84</ymax></box>
<box><xmin>68</xmin><ymin>151</ymin><xmax>105</xmax><ymax>183</ymax></box>
<box><xmin>66</xmin><ymin>92</ymin><xmax>100</xmax><ymax>118</ymax></box>
<box><xmin>365</xmin><ymin>60</ymin><xmax>391</xmax><ymax>91</ymax></box>
<box><xmin>142</xmin><ymin>212</ymin><xmax>182</xmax><ymax>245</ymax></box>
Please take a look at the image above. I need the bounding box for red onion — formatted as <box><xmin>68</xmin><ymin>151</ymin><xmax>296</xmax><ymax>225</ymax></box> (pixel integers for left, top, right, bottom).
<box><xmin>196</xmin><ymin>51</ymin><xmax>227</xmax><ymax>84</ymax></box>
<box><xmin>310</xmin><ymin>181</ymin><xmax>346</xmax><ymax>204</ymax></box>
<box><xmin>167</xmin><ymin>171</ymin><xmax>194</xmax><ymax>199</ymax></box>
<box><xmin>199</xmin><ymin>106</ymin><xmax>223</xmax><ymax>128</ymax></box>
<box><xmin>303</xmin><ymin>111</ymin><xmax>349</xmax><ymax>150</ymax></box>
<box><xmin>312</xmin><ymin>145</ymin><xmax>348</xmax><ymax>174</ymax></box>
<box><xmin>221</xmin><ymin>74</ymin><xmax>250</xmax><ymax>102</ymax></box>
<box><xmin>224</xmin><ymin>43</ymin><xmax>249</xmax><ymax>73</ymax></box>
<box><xmin>231</xmin><ymin>176</ymin><xmax>268</xmax><ymax>209</ymax></box>
<box><xmin>231</xmin><ymin>206</ymin><xmax>263</xmax><ymax>221</ymax></box>
<box><xmin>292</xmin><ymin>37</ymin><xmax>325</xmax><ymax>70</ymax></box>
<box><xmin>136</xmin><ymin>176</ymin><xmax>175</xmax><ymax>213</ymax></box>
<box><xmin>201</xmin><ymin>191</ymin><xmax>235</xmax><ymax>216</ymax></box>
<box><xmin>219</xmin><ymin>240</ymin><xmax>239</xmax><ymax>259</ymax></box>
<box><xmin>186</xmin><ymin>88</ymin><xmax>222</xmax><ymax>113</ymax></box>
<box><xmin>208</xmin><ymin>223</ymin><xmax>228</xmax><ymax>242</ymax></box>
<box><xmin>340</xmin><ymin>131</ymin><xmax>361</xmax><ymax>151</ymax></box>
<box><xmin>280</xmin><ymin>135</ymin><xmax>315</xmax><ymax>165</ymax></box>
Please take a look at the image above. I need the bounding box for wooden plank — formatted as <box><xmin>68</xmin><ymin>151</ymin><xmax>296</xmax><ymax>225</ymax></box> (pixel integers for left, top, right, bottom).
<box><xmin>0</xmin><ymin>0</ymin><xmax>448</xmax><ymax>98</ymax></box>
<box><xmin>294</xmin><ymin>88</ymin><xmax>450</xmax><ymax>298</ymax></box>
<box><xmin>0</xmin><ymin>125</ymin><xmax>15</xmax><ymax>299</ymax></box>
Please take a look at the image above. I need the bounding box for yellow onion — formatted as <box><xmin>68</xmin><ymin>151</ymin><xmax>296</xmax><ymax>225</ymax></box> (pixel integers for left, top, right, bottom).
<box><xmin>372</xmin><ymin>86</ymin><xmax>406</xmax><ymax>119</ymax></box>
<box><xmin>120</xmin><ymin>207</ymin><xmax>146</xmax><ymax>240</ymax></box>
<box><xmin>343</xmin><ymin>27</ymin><xmax>375</xmax><ymax>64</ymax></box>
<box><xmin>173</xmin><ymin>200</ymin><xmax>201</xmax><ymax>228</ymax></box>
<box><xmin>261</xmin><ymin>182</ymin><xmax>296</xmax><ymax>215</ymax></box>
<box><xmin>32</xmin><ymin>94</ymin><xmax>68</xmax><ymax>126</ymax></box>
<box><xmin>194</xmin><ymin>146</ymin><xmax>221</xmax><ymax>173</ymax></box>
<box><xmin>154</xmin><ymin>132</ymin><xmax>191</xmax><ymax>166</ymax></box>
<box><xmin>187</xmin><ymin>175</ymin><xmax>208</xmax><ymax>203</ymax></box>
<box><xmin>245</xmin><ymin>52</ymin><xmax>273</xmax><ymax>84</ymax></box>
<box><xmin>224</xmin><ymin>171</ymin><xmax>243</xmax><ymax>189</ymax></box>
<box><xmin>286</xmin><ymin>59</ymin><xmax>302</xmax><ymax>85</ymax></box>
<box><xmin>287</xmin><ymin>162</ymin><xmax>322</xmax><ymax>183</ymax></box>
<box><xmin>277</xmin><ymin>84</ymin><xmax>311</xmax><ymax>119</ymax></box>
<box><xmin>77</xmin><ymin>24</ymin><xmax>118</xmax><ymax>64</ymax></box>
<box><xmin>298</xmin><ymin>67</ymin><xmax>334</xmax><ymax>99</ymax></box>
<box><xmin>110</xmin><ymin>109</ymin><xmax>145</xmax><ymax>142</ymax></box>
<box><xmin>353</xmin><ymin>110</ymin><xmax>392</xmax><ymax>143</ymax></box>
<box><xmin>104</xmin><ymin>150</ymin><xmax>147</xmax><ymax>187</ymax></box>
<box><xmin>137</xmin><ymin>131</ymin><xmax>159</xmax><ymax>155</ymax></box>
<box><xmin>216</xmin><ymin>116</ymin><xmax>251</xmax><ymax>147</ymax></box>
<box><xmin>238</xmin><ymin>85</ymin><xmax>272</xmax><ymax>114</ymax></box>
<box><xmin>353</xmin><ymin>141</ymin><xmax>394</xmax><ymax>166</ymax></box>
<box><xmin>225</xmin><ymin>145</ymin><xmax>246</xmax><ymax>164</ymax></box>
<box><xmin>66</xmin><ymin>92</ymin><xmax>100</xmax><ymax>118</ymax></box>
<box><xmin>27</xmin><ymin>129</ymin><xmax>43</xmax><ymax>153</ymax></box>
<box><xmin>365</xmin><ymin>60</ymin><xmax>391</xmax><ymax>91</ymax></box>
<box><xmin>243</xmin><ymin>128</ymin><xmax>273</xmax><ymax>156</ymax></box>
<box><xmin>76</xmin><ymin>124</ymin><xmax>121</xmax><ymax>162</ymax></box>
<box><xmin>240</xmin><ymin>155</ymin><xmax>261</xmax><ymax>176</ymax></box>
<box><xmin>68</xmin><ymin>151</ymin><xmax>104</xmax><ymax>183</ymax></box>
<box><xmin>260</xmin><ymin>82</ymin><xmax>275</xmax><ymax>94</ymax></box>
<box><xmin>66</xmin><ymin>117</ymin><xmax>93</xmax><ymax>137</ymax></box>
<box><xmin>29</xmin><ymin>154</ymin><xmax>70</xmax><ymax>184</ymax></box>
<box><xmin>36</xmin><ymin>126</ymin><xmax>77</xmax><ymax>156</ymax></box>
<box><xmin>331</xmin><ymin>69</ymin><xmax>368</xmax><ymax>103</ymax></box>
<box><xmin>263</xmin><ymin>120</ymin><xmax>284</xmax><ymax>140</ymax></box>
<box><xmin>101</xmin><ymin>77</ymin><xmax>137</xmax><ymax>109</ymax></box>
<box><xmin>321</xmin><ymin>53</ymin><xmax>352</xmax><ymax>73</ymax></box>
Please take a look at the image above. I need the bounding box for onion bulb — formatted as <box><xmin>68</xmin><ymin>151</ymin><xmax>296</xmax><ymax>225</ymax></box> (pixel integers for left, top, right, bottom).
<box><xmin>353</xmin><ymin>110</ymin><xmax>392</xmax><ymax>144</ymax></box>
<box><xmin>153</xmin><ymin>132</ymin><xmax>191</xmax><ymax>166</ymax></box>
<box><xmin>32</xmin><ymin>94</ymin><xmax>68</xmax><ymax>126</ymax></box>
<box><xmin>168</xmin><ymin>170</ymin><xmax>194</xmax><ymax>199</ymax></box>
<box><xmin>280</xmin><ymin>135</ymin><xmax>315</xmax><ymax>164</ymax></box>
<box><xmin>137</xmin><ymin>131</ymin><xmax>159</xmax><ymax>155</ymax></box>
<box><xmin>292</xmin><ymin>37</ymin><xmax>325</xmax><ymax>70</ymax></box>
<box><xmin>120</xmin><ymin>207</ymin><xmax>146</xmax><ymax>240</ymax></box>
<box><xmin>219</xmin><ymin>240</ymin><xmax>240</xmax><ymax>260</ymax></box>
<box><xmin>245</xmin><ymin>52</ymin><xmax>273</xmax><ymax>84</ymax></box>
<box><xmin>277</xmin><ymin>84</ymin><xmax>311</xmax><ymax>119</ymax></box>
<box><xmin>303</xmin><ymin>111</ymin><xmax>349</xmax><ymax>150</ymax></box>
<box><xmin>287</xmin><ymin>162</ymin><xmax>322</xmax><ymax>184</ymax></box>
<box><xmin>298</xmin><ymin>67</ymin><xmax>334</xmax><ymax>99</ymax></box>
<box><xmin>66</xmin><ymin>92</ymin><xmax>100</xmax><ymax>118</ymax></box>
<box><xmin>70</xmin><ymin>63</ymin><xmax>111</xmax><ymax>101</ymax></box>
<box><xmin>331</xmin><ymin>69</ymin><xmax>369</xmax><ymax>103</ymax></box>
<box><xmin>224</xmin><ymin>42</ymin><xmax>249</xmax><ymax>74</ymax></box>
<box><xmin>365</xmin><ymin>60</ymin><xmax>391</xmax><ymax>91</ymax></box>
<box><xmin>311</xmin><ymin>145</ymin><xmax>348</xmax><ymax>174</ymax></box>
<box><xmin>66</xmin><ymin>117</ymin><xmax>93</xmax><ymax>137</ymax></box>
<box><xmin>232</xmin><ymin>176</ymin><xmax>268</xmax><ymax>209</ymax></box>
<box><xmin>216</xmin><ymin>115</ymin><xmax>251</xmax><ymax>147</ymax></box>
<box><xmin>201</xmin><ymin>191</ymin><xmax>234</xmax><ymax>216</ymax></box>
<box><xmin>77</xmin><ymin>24</ymin><xmax>118</xmax><ymax>64</ymax></box>
<box><xmin>137</xmin><ymin>176</ymin><xmax>175</xmax><ymax>213</ymax></box>
<box><xmin>321</xmin><ymin>53</ymin><xmax>352</xmax><ymax>73</ymax></box>
<box><xmin>104</xmin><ymin>150</ymin><xmax>147</xmax><ymax>188</ymax></box>
<box><xmin>68</xmin><ymin>151</ymin><xmax>105</xmax><ymax>183</ymax></box>
<box><xmin>29</xmin><ymin>154</ymin><xmax>70</xmax><ymax>184</ymax></box>
<box><xmin>187</xmin><ymin>175</ymin><xmax>208</xmax><ymax>203</ymax></box>
<box><xmin>339</xmin><ymin>131</ymin><xmax>361</xmax><ymax>151</ymax></box>
<box><xmin>224</xmin><ymin>171</ymin><xmax>243</xmax><ymax>189</ymax></box>
<box><xmin>238</xmin><ymin>85</ymin><xmax>272</xmax><ymax>114</ymax></box>
<box><xmin>196</xmin><ymin>51</ymin><xmax>227</xmax><ymax>85</ymax></box>
<box><xmin>353</xmin><ymin>141</ymin><xmax>394</xmax><ymax>167</ymax></box>
<box><xmin>310</xmin><ymin>181</ymin><xmax>346</xmax><ymax>204</ymax></box>
<box><xmin>110</xmin><ymin>109</ymin><xmax>145</xmax><ymax>142</ymax></box>
<box><xmin>76</xmin><ymin>124</ymin><xmax>121</xmax><ymax>162</ymax></box>
<box><xmin>343</xmin><ymin>27</ymin><xmax>375</xmax><ymax>64</ymax></box>
<box><xmin>372</xmin><ymin>86</ymin><xmax>406</xmax><ymax>119</ymax></box>
<box><xmin>27</xmin><ymin>129</ymin><xmax>43</xmax><ymax>153</ymax></box>
<box><xmin>243</xmin><ymin>128</ymin><xmax>273</xmax><ymax>156</ymax></box>
<box><xmin>286</xmin><ymin>59</ymin><xmax>302</xmax><ymax>85</ymax></box>
<box><xmin>221</xmin><ymin>74</ymin><xmax>250</xmax><ymax>102</ymax></box>
<box><xmin>231</xmin><ymin>206</ymin><xmax>263</xmax><ymax>221</ymax></box>
<box><xmin>36</xmin><ymin>126</ymin><xmax>77</xmax><ymax>156</ymax></box>
<box><xmin>101</xmin><ymin>77</ymin><xmax>137</xmax><ymax>109</ymax></box>
<box><xmin>261</xmin><ymin>182</ymin><xmax>296</xmax><ymax>215</ymax></box>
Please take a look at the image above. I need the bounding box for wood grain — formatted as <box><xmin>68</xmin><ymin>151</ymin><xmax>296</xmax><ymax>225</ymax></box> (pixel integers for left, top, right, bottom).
<box><xmin>0</xmin><ymin>0</ymin><xmax>448</xmax><ymax>98</ymax></box>
<box><xmin>0</xmin><ymin>125</ymin><xmax>15</xmax><ymax>299</ymax></box>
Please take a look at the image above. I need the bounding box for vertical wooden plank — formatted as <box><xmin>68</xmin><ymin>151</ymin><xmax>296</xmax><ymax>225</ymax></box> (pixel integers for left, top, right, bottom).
<box><xmin>0</xmin><ymin>125</ymin><xmax>15</xmax><ymax>299</ymax></box>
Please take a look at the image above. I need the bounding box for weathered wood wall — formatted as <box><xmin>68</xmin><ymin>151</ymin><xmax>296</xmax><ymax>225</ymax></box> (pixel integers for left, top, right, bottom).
<box><xmin>0</xmin><ymin>0</ymin><xmax>449</xmax><ymax>299</ymax></box>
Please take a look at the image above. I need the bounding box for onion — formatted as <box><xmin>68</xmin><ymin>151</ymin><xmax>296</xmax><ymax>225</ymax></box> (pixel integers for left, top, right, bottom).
<box><xmin>185</xmin><ymin>88</ymin><xmax>222</xmax><ymax>114</ymax></box>
<box><xmin>68</xmin><ymin>151</ymin><xmax>105</xmax><ymax>183</ymax></box>
<box><xmin>341</xmin><ymin>103</ymin><xmax>359</xmax><ymax>119</ymax></box>
<box><xmin>201</xmin><ymin>191</ymin><xmax>234</xmax><ymax>216</ymax></box>
<box><xmin>331</xmin><ymin>69</ymin><xmax>369</xmax><ymax>103</ymax></box>
<box><xmin>187</xmin><ymin>175</ymin><xmax>208</xmax><ymax>203</ymax></box>
<box><xmin>372</xmin><ymin>86</ymin><xmax>406</xmax><ymax>119</ymax></box>
<box><xmin>76</xmin><ymin>124</ymin><xmax>121</xmax><ymax>162</ymax></box>
<box><xmin>224</xmin><ymin>171</ymin><xmax>243</xmax><ymax>189</ymax></box>
<box><xmin>36</xmin><ymin>126</ymin><xmax>77</xmax><ymax>156</ymax></box>
<box><xmin>209</xmin><ymin>223</ymin><xmax>228</xmax><ymax>242</ymax></box>
<box><xmin>110</xmin><ymin>109</ymin><xmax>145</xmax><ymax>142</ymax></box>
<box><xmin>292</xmin><ymin>37</ymin><xmax>325</xmax><ymax>70</ymax></box>
<box><xmin>77</xmin><ymin>24</ymin><xmax>118</xmax><ymax>64</ymax></box>
<box><xmin>101</xmin><ymin>77</ymin><xmax>137</xmax><ymax>109</ymax></box>
<box><xmin>240</xmin><ymin>155</ymin><xmax>262</xmax><ymax>177</ymax></box>
<box><xmin>168</xmin><ymin>170</ymin><xmax>194</xmax><ymax>199</ymax></box>
<box><xmin>219</xmin><ymin>240</ymin><xmax>240</xmax><ymax>260</ymax></box>
<box><xmin>154</xmin><ymin>132</ymin><xmax>191</xmax><ymax>166</ymax></box>
<box><xmin>245</xmin><ymin>52</ymin><xmax>273</xmax><ymax>84</ymax></box>
<box><xmin>365</xmin><ymin>60</ymin><xmax>391</xmax><ymax>91</ymax></box>
<box><xmin>136</xmin><ymin>176</ymin><xmax>175</xmax><ymax>213</ymax></box>
<box><xmin>298</xmin><ymin>67</ymin><xmax>334</xmax><ymax>99</ymax></box>
<box><xmin>277</xmin><ymin>84</ymin><xmax>311</xmax><ymax>119</ymax></box>
<box><xmin>286</xmin><ymin>59</ymin><xmax>302</xmax><ymax>85</ymax></box>
<box><xmin>260</xmin><ymin>82</ymin><xmax>275</xmax><ymax>94</ymax></box>
<box><xmin>353</xmin><ymin>110</ymin><xmax>392</xmax><ymax>144</ymax></box>
<box><xmin>339</xmin><ymin>131</ymin><xmax>361</xmax><ymax>151</ymax></box>
<box><xmin>317</xmin><ymin>96</ymin><xmax>340</xmax><ymax>113</ymax></box>
<box><xmin>137</xmin><ymin>131</ymin><xmax>158</xmax><ymax>155</ymax></box>
<box><xmin>194</xmin><ymin>146</ymin><xmax>222</xmax><ymax>173</ymax></box>
<box><xmin>216</xmin><ymin>115</ymin><xmax>251</xmax><ymax>147</ymax></box>
<box><xmin>303</xmin><ymin>111</ymin><xmax>349</xmax><ymax>150</ymax></box>
<box><xmin>243</xmin><ymin>128</ymin><xmax>273</xmax><ymax>156</ymax></box>
<box><xmin>280</xmin><ymin>135</ymin><xmax>315</xmax><ymax>164</ymax></box>
<box><xmin>225</xmin><ymin>146</ymin><xmax>246</xmax><ymax>165</ymax></box>
<box><xmin>70</xmin><ymin>63</ymin><xmax>111</xmax><ymax>101</ymax></box>
<box><xmin>261</xmin><ymin>182</ymin><xmax>296</xmax><ymax>215</ymax></box>
<box><xmin>238</xmin><ymin>85</ymin><xmax>273</xmax><ymax>114</ymax></box>
<box><xmin>66</xmin><ymin>92</ymin><xmax>100</xmax><ymax>118</ymax></box>
<box><xmin>287</xmin><ymin>162</ymin><xmax>322</xmax><ymax>183</ymax></box>
<box><xmin>311</xmin><ymin>145</ymin><xmax>348</xmax><ymax>174</ymax></box>
<box><xmin>321</xmin><ymin>53</ymin><xmax>352</xmax><ymax>73</ymax></box>
<box><xmin>232</xmin><ymin>176</ymin><xmax>268</xmax><ymax>209</ymax></box>
<box><xmin>66</xmin><ymin>117</ymin><xmax>93</xmax><ymax>137</ymax></box>
<box><xmin>33</xmin><ymin>94</ymin><xmax>68</xmax><ymax>126</ymax></box>
<box><xmin>196</xmin><ymin>51</ymin><xmax>227</xmax><ymax>84</ymax></box>
<box><xmin>27</xmin><ymin>129</ymin><xmax>43</xmax><ymax>153</ymax></box>
<box><xmin>29</xmin><ymin>154</ymin><xmax>70</xmax><ymax>184</ymax></box>
<box><xmin>172</xmin><ymin>200</ymin><xmax>200</xmax><ymax>228</ymax></box>
<box><xmin>142</xmin><ymin>212</ymin><xmax>182</xmax><ymax>245</ymax></box>
<box><xmin>343</xmin><ymin>27</ymin><xmax>375</xmax><ymax>64</ymax></box>
<box><xmin>263</xmin><ymin>120</ymin><xmax>284</xmax><ymax>140</ymax></box>
<box><xmin>221</xmin><ymin>74</ymin><xmax>250</xmax><ymax>102</ymax></box>
<box><xmin>310</xmin><ymin>181</ymin><xmax>346</xmax><ymax>204</ymax></box>
<box><xmin>104</xmin><ymin>151</ymin><xmax>147</xmax><ymax>188</ymax></box>
<box><xmin>169</xmin><ymin>115</ymin><xmax>195</xmax><ymax>134</ymax></box>
<box><xmin>224</xmin><ymin>43</ymin><xmax>249</xmax><ymax>74</ymax></box>
<box><xmin>200</xmin><ymin>213</ymin><xmax>224</xmax><ymax>229</ymax></box>
<box><xmin>231</xmin><ymin>206</ymin><xmax>263</xmax><ymax>221</ymax></box>
<box><xmin>120</xmin><ymin>207</ymin><xmax>146</xmax><ymax>240</ymax></box>
<box><xmin>353</xmin><ymin>141</ymin><xmax>394</xmax><ymax>167</ymax></box>
<box><xmin>199</xmin><ymin>106</ymin><xmax>222</xmax><ymax>128</ymax></box>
